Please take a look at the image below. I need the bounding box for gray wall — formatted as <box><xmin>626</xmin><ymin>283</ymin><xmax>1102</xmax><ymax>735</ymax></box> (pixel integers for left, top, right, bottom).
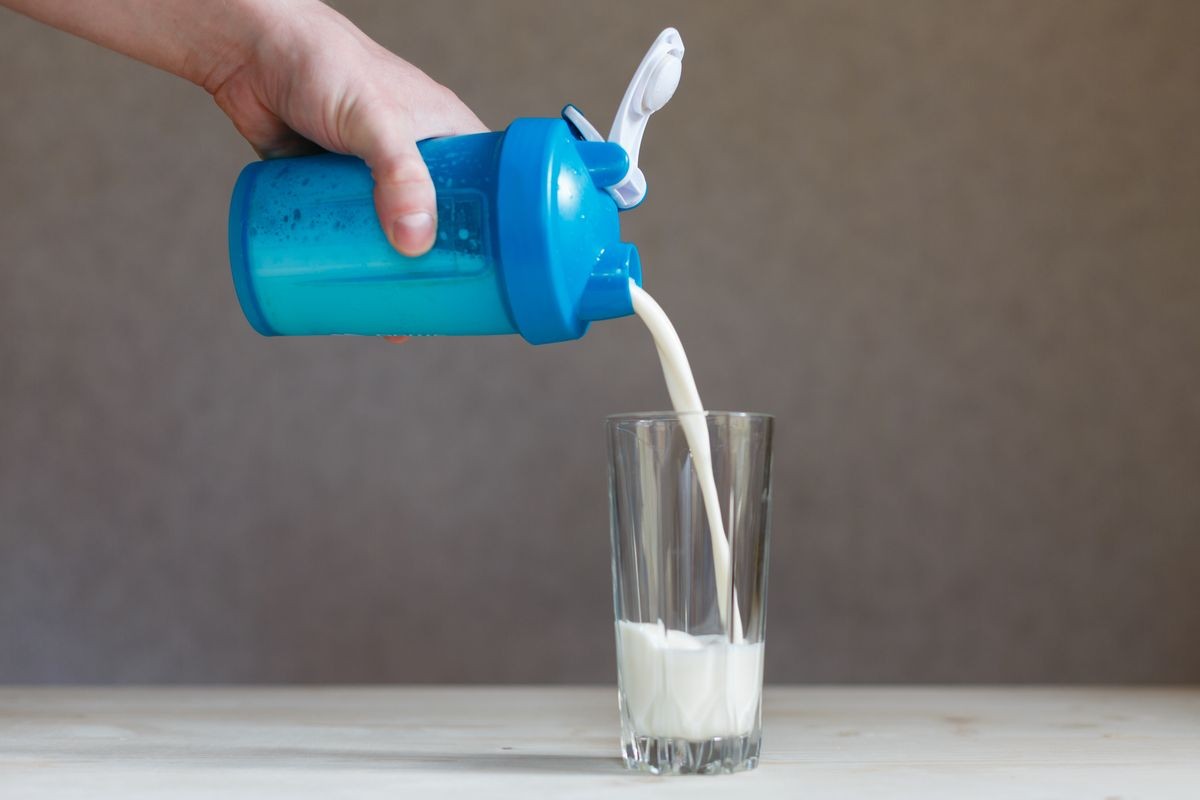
<box><xmin>2</xmin><ymin>0</ymin><xmax>1198</xmax><ymax>684</ymax></box>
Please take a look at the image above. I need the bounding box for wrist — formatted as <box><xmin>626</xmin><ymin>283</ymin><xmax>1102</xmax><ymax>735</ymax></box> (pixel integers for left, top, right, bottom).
<box><xmin>199</xmin><ymin>0</ymin><xmax>357</xmax><ymax>93</ymax></box>
<box><xmin>188</xmin><ymin>0</ymin><xmax>308</xmax><ymax>94</ymax></box>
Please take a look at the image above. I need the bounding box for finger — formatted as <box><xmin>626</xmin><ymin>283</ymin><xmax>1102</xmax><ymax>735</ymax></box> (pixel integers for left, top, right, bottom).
<box><xmin>212</xmin><ymin>83</ymin><xmax>325</xmax><ymax>160</ymax></box>
<box><xmin>365</xmin><ymin>140</ymin><xmax>437</xmax><ymax>257</ymax></box>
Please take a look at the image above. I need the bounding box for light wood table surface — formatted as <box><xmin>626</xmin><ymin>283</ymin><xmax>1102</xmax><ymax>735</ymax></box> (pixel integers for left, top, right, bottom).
<box><xmin>2</xmin><ymin>686</ymin><xmax>1197</xmax><ymax>798</ymax></box>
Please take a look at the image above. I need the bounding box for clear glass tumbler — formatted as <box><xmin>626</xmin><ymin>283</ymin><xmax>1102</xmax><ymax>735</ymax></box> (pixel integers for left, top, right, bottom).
<box><xmin>606</xmin><ymin>411</ymin><xmax>774</xmax><ymax>775</ymax></box>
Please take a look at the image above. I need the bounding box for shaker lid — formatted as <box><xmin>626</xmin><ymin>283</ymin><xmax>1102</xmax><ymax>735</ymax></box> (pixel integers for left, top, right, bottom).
<box><xmin>497</xmin><ymin>119</ymin><xmax>640</xmax><ymax>344</ymax></box>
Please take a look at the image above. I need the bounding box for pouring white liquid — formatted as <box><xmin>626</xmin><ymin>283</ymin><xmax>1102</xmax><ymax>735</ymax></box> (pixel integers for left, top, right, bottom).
<box><xmin>622</xmin><ymin>279</ymin><xmax>763</xmax><ymax>740</ymax></box>
<box><xmin>628</xmin><ymin>281</ymin><xmax>741</xmax><ymax>639</ymax></box>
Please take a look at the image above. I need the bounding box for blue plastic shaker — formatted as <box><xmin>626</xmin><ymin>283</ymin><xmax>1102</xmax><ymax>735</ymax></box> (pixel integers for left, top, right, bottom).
<box><xmin>227</xmin><ymin>29</ymin><xmax>684</xmax><ymax>345</ymax></box>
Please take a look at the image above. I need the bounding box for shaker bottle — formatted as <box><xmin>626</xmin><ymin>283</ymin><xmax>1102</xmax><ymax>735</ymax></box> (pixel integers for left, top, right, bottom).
<box><xmin>228</xmin><ymin>29</ymin><xmax>684</xmax><ymax>345</ymax></box>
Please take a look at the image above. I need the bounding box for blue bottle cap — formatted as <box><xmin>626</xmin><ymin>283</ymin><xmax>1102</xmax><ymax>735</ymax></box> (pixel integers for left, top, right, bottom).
<box><xmin>497</xmin><ymin>118</ymin><xmax>642</xmax><ymax>344</ymax></box>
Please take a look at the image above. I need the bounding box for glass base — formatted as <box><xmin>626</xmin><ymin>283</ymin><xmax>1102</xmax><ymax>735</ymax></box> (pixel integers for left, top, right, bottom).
<box><xmin>621</xmin><ymin>732</ymin><xmax>761</xmax><ymax>775</ymax></box>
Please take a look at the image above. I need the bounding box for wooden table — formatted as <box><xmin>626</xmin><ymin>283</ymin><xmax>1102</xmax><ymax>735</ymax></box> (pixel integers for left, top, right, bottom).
<box><xmin>2</xmin><ymin>687</ymin><xmax>1197</xmax><ymax>798</ymax></box>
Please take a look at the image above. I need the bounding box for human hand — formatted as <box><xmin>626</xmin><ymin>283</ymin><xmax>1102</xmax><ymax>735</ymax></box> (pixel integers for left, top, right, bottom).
<box><xmin>3</xmin><ymin>0</ymin><xmax>482</xmax><ymax>341</ymax></box>
<box><xmin>3</xmin><ymin>0</ymin><xmax>484</xmax><ymax>256</ymax></box>
<box><xmin>207</xmin><ymin>1</ymin><xmax>487</xmax><ymax>257</ymax></box>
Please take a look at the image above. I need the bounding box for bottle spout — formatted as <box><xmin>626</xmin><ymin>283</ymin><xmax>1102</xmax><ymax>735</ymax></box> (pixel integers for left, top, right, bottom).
<box><xmin>578</xmin><ymin>243</ymin><xmax>642</xmax><ymax>321</ymax></box>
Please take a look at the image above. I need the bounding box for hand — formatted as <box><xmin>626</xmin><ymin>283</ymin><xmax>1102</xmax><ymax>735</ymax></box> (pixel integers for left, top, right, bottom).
<box><xmin>3</xmin><ymin>0</ymin><xmax>488</xmax><ymax>256</ymax></box>
<box><xmin>209</xmin><ymin>3</ymin><xmax>488</xmax><ymax>257</ymax></box>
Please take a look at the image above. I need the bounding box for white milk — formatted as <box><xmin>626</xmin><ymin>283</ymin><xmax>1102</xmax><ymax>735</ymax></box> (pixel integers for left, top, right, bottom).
<box><xmin>617</xmin><ymin>621</ymin><xmax>764</xmax><ymax>740</ymax></box>
<box><xmin>628</xmin><ymin>281</ymin><xmax>741</xmax><ymax>639</ymax></box>
<box><xmin>624</xmin><ymin>280</ymin><xmax>760</xmax><ymax>739</ymax></box>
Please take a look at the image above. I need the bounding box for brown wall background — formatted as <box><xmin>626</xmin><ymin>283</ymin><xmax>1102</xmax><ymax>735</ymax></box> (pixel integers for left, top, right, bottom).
<box><xmin>2</xmin><ymin>1</ymin><xmax>1198</xmax><ymax>684</ymax></box>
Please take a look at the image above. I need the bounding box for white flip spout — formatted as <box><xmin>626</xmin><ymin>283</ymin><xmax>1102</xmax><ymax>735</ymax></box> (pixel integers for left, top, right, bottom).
<box><xmin>562</xmin><ymin>28</ymin><xmax>684</xmax><ymax>210</ymax></box>
<box><xmin>606</xmin><ymin>27</ymin><xmax>684</xmax><ymax>209</ymax></box>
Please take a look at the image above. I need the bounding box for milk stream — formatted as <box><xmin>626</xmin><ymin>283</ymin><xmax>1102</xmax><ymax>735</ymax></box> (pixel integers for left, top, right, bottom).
<box><xmin>623</xmin><ymin>279</ymin><xmax>761</xmax><ymax>741</ymax></box>
<box><xmin>629</xmin><ymin>280</ymin><xmax>742</xmax><ymax>641</ymax></box>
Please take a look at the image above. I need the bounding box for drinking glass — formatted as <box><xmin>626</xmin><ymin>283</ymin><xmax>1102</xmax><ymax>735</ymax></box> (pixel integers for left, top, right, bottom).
<box><xmin>606</xmin><ymin>411</ymin><xmax>774</xmax><ymax>774</ymax></box>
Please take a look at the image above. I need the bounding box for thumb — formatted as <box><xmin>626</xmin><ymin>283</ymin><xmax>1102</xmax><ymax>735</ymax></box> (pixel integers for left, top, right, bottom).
<box><xmin>365</xmin><ymin>141</ymin><xmax>437</xmax><ymax>257</ymax></box>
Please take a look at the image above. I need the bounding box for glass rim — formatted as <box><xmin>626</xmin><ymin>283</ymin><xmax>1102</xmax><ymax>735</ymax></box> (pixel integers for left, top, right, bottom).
<box><xmin>605</xmin><ymin>410</ymin><xmax>774</xmax><ymax>423</ymax></box>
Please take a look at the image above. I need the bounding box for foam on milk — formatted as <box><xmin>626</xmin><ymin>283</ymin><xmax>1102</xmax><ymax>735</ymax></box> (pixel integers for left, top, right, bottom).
<box><xmin>624</xmin><ymin>279</ymin><xmax>762</xmax><ymax>740</ymax></box>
